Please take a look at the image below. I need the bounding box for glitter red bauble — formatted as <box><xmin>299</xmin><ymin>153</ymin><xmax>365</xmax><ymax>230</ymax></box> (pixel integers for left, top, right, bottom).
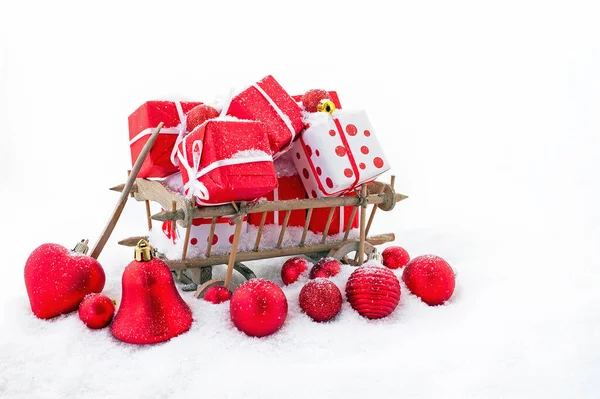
<box><xmin>230</xmin><ymin>279</ymin><xmax>288</xmax><ymax>337</ymax></box>
<box><xmin>78</xmin><ymin>293</ymin><xmax>115</xmax><ymax>329</ymax></box>
<box><xmin>302</xmin><ymin>89</ymin><xmax>332</xmax><ymax>112</ymax></box>
<box><xmin>402</xmin><ymin>255</ymin><xmax>455</xmax><ymax>306</ymax></box>
<box><xmin>204</xmin><ymin>286</ymin><xmax>232</xmax><ymax>304</ymax></box>
<box><xmin>186</xmin><ymin>104</ymin><xmax>219</xmax><ymax>131</ymax></box>
<box><xmin>281</xmin><ymin>257</ymin><xmax>310</xmax><ymax>285</ymax></box>
<box><xmin>299</xmin><ymin>279</ymin><xmax>342</xmax><ymax>322</ymax></box>
<box><xmin>309</xmin><ymin>258</ymin><xmax>342</xmax><ymax>279</ymax></box>
<box><xmin>382</xmin><ymin>246</ymin><xmax>411</xmax><ymax>269</ymax></box>
<box><xmin>110</xmin><ymin>257</ymin><xmax>193</xmax><ymax>345</ymax></box>
<box><xmin>345</xmin><ymin>264</ymin><xmax>401</xmax><ymax>319</ymax></box>
<box><xmin>24</xmin><ymin>243</ymin><xmax>106</xmax><ymax>319</ymax></box>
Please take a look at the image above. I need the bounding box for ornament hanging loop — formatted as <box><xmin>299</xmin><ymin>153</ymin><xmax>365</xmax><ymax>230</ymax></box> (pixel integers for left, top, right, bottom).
<box><xmin>134</xmin><ymin>239</ymin><xmax>155</xmax><ymax>262</ymax></box>
<box><xmin>72</xmin><ymin>239</ymin><xmax>90</xmax><ymax>255</ymax></box>
<box><xmin>317</xmin><ymin>99</ymin><xmax>336</xmax><ymax>114</ymax></box>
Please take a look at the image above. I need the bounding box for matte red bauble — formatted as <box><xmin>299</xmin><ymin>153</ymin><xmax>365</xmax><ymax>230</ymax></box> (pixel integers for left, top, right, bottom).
<box><xmin>302</xmin><ymin>89</ymin><xmax>331</xmax><ymax>112</ymax></box>
<box><xmin>78</xmin><ymin>293</ymin><xmax>116</xmax><ymax>329</ymax></box>
<box><xmin>346</xmin><ymin>264</ymin><xmax>401</xmax><ymax>319</ymax></box>
<box><xmin>309</xmin><ymin>258</ymin><xmax>342</xmax><ymax>279</ymax></box>
<box><xmin>402</xmin><ymin>255</ymin><xmax>455</xmax><ymax>306</ymax></box>
<box><xmin>24</xmin><ymin>240</ymin><xmax>105</xmax><ymax>319</ymax></box>
<box><xmin>382</xmin><ymin>246</ymin><xmax>410</xmax><ymax>269</ymax></box>
<box><xmin>230</xmin><ymin>279</ymin><xmax>288</xmax><ymax>337</ymax></box>
<box><xmin>186</xmin><ymin>104</ymin><xmax>219</xmax><ymax>131</ymax></box>
<box><xmin>299</xmin><ymin>279</ymin><xmax>342</xmax><ymax>322</ymax></box>
<box><xmin>110</xmin><ymin>240</ymin><xmax>193</xmax><ymax>344</ymax></box>
<box><xmin>204</xmin><ymin>286</ymin><xmax>231</xmax><ymax>304</ymax></box>
<box><xmin>281</xmin><ymin>257</ymin><xmax>310</xmax><ymax>285</ymax></box>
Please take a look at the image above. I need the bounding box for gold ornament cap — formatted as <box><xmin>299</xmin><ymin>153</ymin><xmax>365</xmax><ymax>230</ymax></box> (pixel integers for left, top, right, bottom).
<box><xmin>72</xmin><ymin>239</ymin><xmax>90</xmax><ymax>255</ymax></box>
<box><xmin>134</xmin><ymin>239</ymin><xmax>155</xmax><ymax>261</ymax></box>
<box><xmin>317</xmin><ymin>99</ymin><xmax>336</xmax><ymax>114</ymax></box>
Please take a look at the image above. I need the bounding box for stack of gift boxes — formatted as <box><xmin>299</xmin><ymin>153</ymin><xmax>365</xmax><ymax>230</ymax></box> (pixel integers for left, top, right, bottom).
<box><xmin>128</xmin><ymin>75</ymin><xmax>390</xmax><ymax>254</ymax></box>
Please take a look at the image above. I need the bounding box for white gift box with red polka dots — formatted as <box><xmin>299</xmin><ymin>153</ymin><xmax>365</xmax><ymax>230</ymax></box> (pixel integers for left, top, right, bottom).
<box><xmin>174</xmin><ymin>216</ymin><xmax>248</xmax><ymax>252</ymax></box>
<box><xmin>292</xmin><ymin>110</ymin><xmax>390</xmax><ymax>198</ymax></box>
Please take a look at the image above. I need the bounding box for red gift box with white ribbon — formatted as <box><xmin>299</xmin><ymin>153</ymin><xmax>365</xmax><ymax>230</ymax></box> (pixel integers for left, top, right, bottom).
<box><xmin>225</xmin><ymin>75</ymin><xmax>304</xmax><ymax>158</ymax></box>
<box><xmin>128</xmin><ymin>101</ymin><xmax>201</xmax><ymax>178</ymax></box>
<box><xmin>292</xmin><ymin>110</ymin><xmax>390</xmax><ymax>198</ymax></box>
<box><xmin>176</xmin><ymin>119</ymin><xmax>278</xmax><ymax>206</ymax></box>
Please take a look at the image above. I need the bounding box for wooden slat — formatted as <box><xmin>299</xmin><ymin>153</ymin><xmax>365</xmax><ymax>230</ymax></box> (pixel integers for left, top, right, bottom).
<box><xmin>276</xmin><ymin>210</ymin><xmax>292</xmax><ymax>249</ymax></box>
<box><xmin>358</xmin><ymin>185</ymin><xmax>368</xmax><ymax>265</ymax></box>
<box><xmin>343</xmin><ymin>206</ymin><xmax>358</xmax><ymax>241</ymax></box>
<box><xmin>181</xmin><ymin>225</ymin><xmax>192</xmax><ymax>260</ymax></box>
<box><xmin>253</xmin><ymin>212</ymin><xmax>267</xmax><ymax>252</ymax></box>
<box><xmin>165</xmin><ymin>233</ymin><xmax>395</xmax><ymax>270</ymax></box>
<box><xmin>118</xmin><ymin>235</ymin><xmax>149</xmax><ymax>247</ymax></box>
<box><xmin>224</xmin><ymin>209</ymin><xmax>245</xmax><ymax>290</ymax></box>
<box><xmin>300</xmin><ymin>208</ymin><xmax>313</xmax><ymax>247</ymax></box>
<box><xmin>145</xmin><ymin>200</ymin><xmax>152</xmax><ymax>231</ymax></box>
<box><xmin>205</xmin><ymin>217</ymin><xmax>217</xmax><ymax>258</ymax></box>
<box><xmin>320</xmin><ymin>207</ymin><xmax>336</xmax><ymax>244</ymax></box>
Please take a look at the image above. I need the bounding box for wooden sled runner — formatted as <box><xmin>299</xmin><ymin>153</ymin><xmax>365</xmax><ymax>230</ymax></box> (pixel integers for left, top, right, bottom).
<box><xmin>112</xmin><ymin>174</ymin><xmax>407</xmax><ymax>298</ymax></box>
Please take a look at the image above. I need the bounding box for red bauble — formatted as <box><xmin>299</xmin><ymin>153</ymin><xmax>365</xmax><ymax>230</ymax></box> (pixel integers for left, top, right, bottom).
<box><xmin>110</xmin><ymin>255</ymin><xmax>193</xmax><ymax>345</ymax></box>
<box><xmin>299</xmin><ymin>279</ymin><xmax>342</xmax><ymax>322</ymax></box>
<box><xmin>24</xmin><ymin>243</ymin><xmax>106</xmax><ymax>319</ymax></box>
<box><xmin>78</xmin><ymin>293</ymin><xmax>115</xmax><ymax>329</ymax></box>
<box><xmin>204</xmin><ymin>286</ymin><xmax>232</xmax><ymax>304</ymax></box>
<box><xmin>309</xmin><ymin>258</ymin><xmax>342</xmax><ymax>279</ymax></box>
<box><xmin>281</xmin><ymin>257</ymin><xmax>310</xmax><ymax>285</ymax></box>
<box><xmin>402</xmin><ymin>255</ymin><xmax>455</xmax><ymax>306</ymax></box>
<box><xmin>230</xmin><ymin>279</ymin><xmax>288</xmax><ymax>337</ymax></box>
<box><xmin>186</xmin><ymin>104</ymin><xmax>219</xmax><ymax>131</ymax></box>
<box><xmin>382</xmin><ymin>246</ymin><xmax>411</xmax><ymax>269</ymax></box>
<box><xmin>302</xmin><ymin>89</ymin><xmax>331</xmax><ymax>112</ymax></box>
<box><xmin>346</xmin><ymin>264</ymin><xmax>401</xmax><ymax>319</ymax></box>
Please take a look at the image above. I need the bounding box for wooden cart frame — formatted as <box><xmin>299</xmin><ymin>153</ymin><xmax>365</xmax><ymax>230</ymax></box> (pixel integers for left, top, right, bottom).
<box><xmin>113</xmin><ymin>174</ymin><xmax>407</xmax><ymax>297</ymax></box>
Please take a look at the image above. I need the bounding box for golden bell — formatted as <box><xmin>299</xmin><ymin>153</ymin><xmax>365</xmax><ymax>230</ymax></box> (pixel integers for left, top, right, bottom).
<box><xmin>317</xmin><ymin>99</ymin><xmax>336</xmax><ymax>114</ymax></box>
<box><xmin>134</xmin><ymin>239</ymin><xmax>155</xmax><ymax>262</ymax></box>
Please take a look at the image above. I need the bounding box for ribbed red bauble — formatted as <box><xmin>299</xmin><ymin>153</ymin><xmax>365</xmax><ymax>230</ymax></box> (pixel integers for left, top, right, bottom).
<box><xmin>281</xmin><ymin>257</ymin><xmax>310</xmax><ymax>285</ymax></box>
<box><xmin>346</xmin><ymin>264</ymin><xmax>401</xmax><ymax>319</ymax></box>
<box><xmin>204</xmin><ymin>286</ymin><xmax>231</xmax><ymax>304</ymax></box>
<box><xmin>24</xmin><ymin>241</ymin><xmax>105</xmax><ymax>319</ymax></box>
<box><xmin>309</xmin><ymin>258</ymin><xmax>342</xmax><ymax>279</ymax></box>
<box><xmin>110</xmin><ymin>240</ymin><xmax>193</xmax><ymax>344</ymax></box>
<box><xmin>230</xmin><ymin>279</ymin><xmax>288</xmax><ymax>337</ymax></box>
<box><xmin>302</xmin><ymin>89</ymin><xmax>331</xmax><ymax>112</ymax></box>
<box><xmin>382</xmin><ymin>246</ymin><xmax>410</xmax><ymax>269</ymax></box>
<box><xmin>186</xmin><ymin>104</ymin><xmax>219</xmax><ymax>131</ymax></box>
<box><xmin>402</xmin><ymin>255</ymin><xmax>455</xmax><ymax>306</ymax></box>
<box><xmin>299</xmin><ymin>279</ymin><xmax>342</xmax><ymax>322</ymax></box>
<box><xmin>78</xmin><ymin>293</ymin><xmax>116</xmax><ymax>329</ymax></box>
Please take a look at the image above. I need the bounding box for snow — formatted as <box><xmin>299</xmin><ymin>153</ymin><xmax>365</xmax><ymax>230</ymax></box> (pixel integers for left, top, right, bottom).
<box><xmin>2</xmin><ymin>1</ymin><xmax>600</xmax><ymax>398</ymax></box>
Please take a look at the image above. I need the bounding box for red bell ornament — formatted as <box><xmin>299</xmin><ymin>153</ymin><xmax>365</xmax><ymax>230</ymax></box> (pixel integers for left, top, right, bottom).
<box><xmin>110</xmin><ymin>240</ymin><xmax>193</xmax><ymax>345</ymax></box>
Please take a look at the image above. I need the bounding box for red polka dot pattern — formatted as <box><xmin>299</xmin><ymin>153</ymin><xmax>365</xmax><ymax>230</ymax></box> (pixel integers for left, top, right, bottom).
<box><xmin>364</xmin><ymin>130</ymin><xmax>371</xmax><ymax>137</ymax></box>
<box><xmin>346</xmin><ymin>124</ymin><xmax>357</xmax><ymax>136</ymax></box>
<box><xmin>335</xmin><ymin>146</ymin><xmax>346</xmax><ymax>157</ymax></box>
<box><xmin>329</xmin><ymin>129</ymin><xmax>336</xmax><ymax>136</ymax></box>
<box><xmin>208</xmin><ymin>234</ymin><xmax>219</xmax><ymax>245</ymax></box>
<box><xmin>190</xmin><ymin>238</ymin><xmax>198</xmax><ymax>245</ymax></box>
<box><xmin>373</xmin><ymin>157</ymin><xmax>384</xmax><ymax>168</ymax></box>
<box><xmin>344</xmin><ymin>168</ymin><xmax>353</xmax><ymax>178</ymax></box>
<box><xmin>192</xmin><ymin>219</ymin><xmax>202</xmax><ymax>226</ymax></box>
<box><xmin>316</xmin><ymin>166</ymin><xmax>322</xmax><ymax>176</ymax></box>
<box><xmin>326</xmin><ymin>178</ymin><xmax>334</xmax><ymax>188</ymax></box>
<box><xmin>306</xmin><ymin>145</ymin><xmax>312</xmax><ymax>157</ymax></box>
<box><xmin>359</xmin><ymin>162</ymin><xmax>366</xmax><ymax>170</ymax></box>
<box><xmin>296</xmin><ymin>152</ymin><xmax>301</xmax><ymax>159</ymax></box>
<box><xmin>229</xmin><ymin>235</ymin><xmax>234</xmax><ymax>244</ymax></box>
<box><xmin>315</xmin><ymin>150</ymin><xmax>320</xmax><ymax>157</ymax></box>
<box><xmin>361</xmin><ymin>146</ymin><xmax>369</xmax><ymax>154</ymax></box>
<box><xmin>302</xmin><ymin>168</ymin><xmax>310</xmax><ymax>179</ymax></box>
<box><xmin>311</xmin><ymin>190</ymin><xmax>318</xmax><ymax>198</ymax></box>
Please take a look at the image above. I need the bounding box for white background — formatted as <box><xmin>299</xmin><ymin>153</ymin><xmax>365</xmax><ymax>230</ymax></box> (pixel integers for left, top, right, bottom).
<box><xmin>1</xmin><ymin>1</ymin><xmax>599</xmax><ymax>398</ymax></box>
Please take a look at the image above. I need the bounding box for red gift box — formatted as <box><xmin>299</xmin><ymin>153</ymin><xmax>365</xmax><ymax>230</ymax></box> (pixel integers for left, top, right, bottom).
<box><xmin>248</xmin><ymin>175</ymin><xmax>307</xmax><ymax>227</ymax></box>
<box><xmin>225</xmin><ymin>75</ymin><xmax>304</xmax><ymax>157</ymax></box>
<box><xmin>292</xmin><ymin>91</ymin><xmax>342</xmax><ymax>110</ymax></box>
<box><xmin>310</xmin><ymin>193</ymin><xmax>359</xmax><ymax>235</ymax></box>
<box><xmin>176</xmin><ymin>119</ymin><xmax>278</xmax><ymax>206</ymax></box>
<box><xmin>129</xmin><ymin>101</ymin><xmax>202</xmax><ymax>178</ymax></box>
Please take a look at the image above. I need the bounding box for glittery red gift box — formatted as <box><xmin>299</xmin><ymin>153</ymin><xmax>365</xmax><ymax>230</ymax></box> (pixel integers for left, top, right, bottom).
<box><xmin>128</xmin><ymin>101</ymin><xmax>201</xmax><ymax>178</ymax></box>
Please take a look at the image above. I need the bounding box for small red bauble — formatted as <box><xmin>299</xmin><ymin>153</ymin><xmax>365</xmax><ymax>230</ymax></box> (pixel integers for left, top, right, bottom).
<box><xmin>186</xmin><ymin>104</ymin><xmax>219</xmax><ymax>131</ymax></box>
<box><xmin>402</xmin><ymin>255</ymin><xmax>455</xmax><ymax>306</ymax></box>
<box><xmin>309</xmin><ymin>258</ymin><xmax>342</xmax><ymax>279</ymax></box>
<box><xmin>110</xmin><ymin>240</ymin><xmax>193</xmax><ymax>345</ymax></box>
<box><xmin>382</xmin><ymin>246</ymin><xmax>411</xmax><ymax>269</ymax></box>
<box><xmin>299</xmin><ymin>279</ymin><xmax>342</xmax><ymax>322</ymax></box>
<box><xmin>230</xmin><ymin>279</ymin><xmax>288</xmax><ymax>337</ymax></box>
<box><xmin>302</xmin><ymin>89</ymin><xmax>331</xmax><ymax>112</ymax></box>
<box><xmin>24</xmin><ymin>243</ymin><xmax>106</xmax><ymax>319</ymax></box>
<box><xmin>281</xmin><ymin>257</ymin><xmax>310</xmax><ymax>285</ymax></box>
<box><xmin>204</xmin><ymin>286</ymin><xmax>232</xmax><ymax>304</ymax></box>
<box><xmin>78</xmin><ymin>293</ymin><xmax>116</xmax><ymax>329</ymax></box>
<box><xmin>346</xmin><ymin>264</ymin><xmax>401</xmax><ymax>319</ymax></box>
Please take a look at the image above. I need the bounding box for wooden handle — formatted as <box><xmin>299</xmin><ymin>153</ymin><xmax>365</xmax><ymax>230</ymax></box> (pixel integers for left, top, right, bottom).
<box><xmin>90</xmin><ymin>122</ymin><xmax>164</xmax><ymax>259</ymax></box>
